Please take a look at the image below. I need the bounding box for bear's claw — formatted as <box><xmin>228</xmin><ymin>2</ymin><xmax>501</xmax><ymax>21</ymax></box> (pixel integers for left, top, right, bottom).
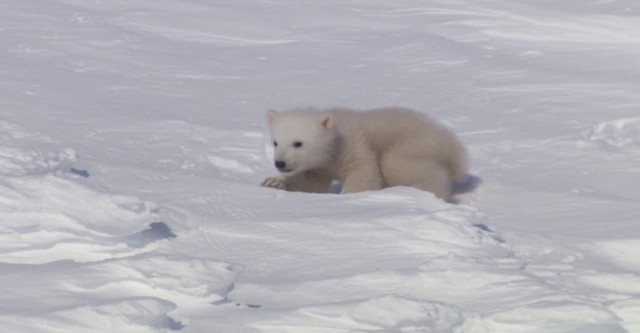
<box><xmin>261</xmin><ymin>177</ymin><xmax>288</xmax><ymax>190</ymax></box>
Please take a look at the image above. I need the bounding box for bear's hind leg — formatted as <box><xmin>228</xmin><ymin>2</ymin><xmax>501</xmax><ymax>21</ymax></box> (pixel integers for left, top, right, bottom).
<box><xmin>412</xmin><ymin>161</ymin><xmax>452</xmax><ymax>200</ymax></box>
<box><xmin>382</xmin><ymin>151</ymin><xmax>453</xmax><ymax>200</ymax></box>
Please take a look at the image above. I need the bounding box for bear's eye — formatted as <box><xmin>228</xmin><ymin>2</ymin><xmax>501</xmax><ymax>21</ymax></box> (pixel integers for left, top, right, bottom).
<box><xmin>293</xmin><ymin>141</ymin><xmax>303</xmax><ymax>148</ymax></box>
<box><xmin>273</xmin><ymin>140</ymin><xmax>278</xmax><ymax>147</ymax></box>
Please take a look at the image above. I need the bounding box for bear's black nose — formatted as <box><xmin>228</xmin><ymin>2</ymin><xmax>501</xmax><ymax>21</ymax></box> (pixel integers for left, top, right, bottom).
<box><xmin>275</xmin><ymin>161</ymin><xmax>287</xmax><ymax>170</ymax></box>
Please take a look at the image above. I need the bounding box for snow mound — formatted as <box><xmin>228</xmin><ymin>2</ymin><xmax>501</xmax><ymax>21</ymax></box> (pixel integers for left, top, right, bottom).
<box><xmin>253</xmin><ymin>295</ymin><xmax>463</xmax><ymax>333</ymax></box>
<box><xmin>0</xmin><ymin>298</ymin><xmax>181</xmax><ymax>333</ymax></box>
<box><xmin>0</xmin><ymin>174</ymin><xmax>168</xmax><ymax>264</ymax></box>
<box><xmin>0</xmin><ymin>124</ymin><xmax>237</xmax><ymax>332</ymax></box>
<box><xmin>0</xmin><ymin>121</ymin><xmax>174</xmax><ymax>264</ymax></box>
<box><xmin>0</xmin><ymin>121</ymin><xmax>78</xmax><ymax>176</ymax></box>
<box><xmin>584</xmin><ymin>118</ymin><xmax>640</xmax><ymax>149</ymax></box>
<box><xmin>0</xmin><ymin>146</ymin><xmax>77</xmax><ymax>176</ymax></box>
<box><xmin>461</xmin><ymin>301</ymin><xmax>624</xmax><ymax>333</ymax></box>
<box><xmin>208</xmin><ymin>189</ymin><xmax>526</xmax><ymax>332</ymax></box>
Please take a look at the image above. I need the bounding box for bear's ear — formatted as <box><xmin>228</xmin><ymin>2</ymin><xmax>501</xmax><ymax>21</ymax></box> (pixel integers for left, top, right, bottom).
<box><xmin>266</xmin><ymin>109</ymin><xmax>278</xmax><ymax>124</ymax></box>
<box><xmin>321</xmin><ymin>114</ymin><xmax>334</xmax><ymax>129</ymax></box>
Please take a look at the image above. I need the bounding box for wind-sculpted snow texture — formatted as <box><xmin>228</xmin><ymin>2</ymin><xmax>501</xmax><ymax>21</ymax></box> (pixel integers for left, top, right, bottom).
<box><xmin>2</xmin><ymin>0</ymin><xmax>639</xmax><ymax>332</ymax></box>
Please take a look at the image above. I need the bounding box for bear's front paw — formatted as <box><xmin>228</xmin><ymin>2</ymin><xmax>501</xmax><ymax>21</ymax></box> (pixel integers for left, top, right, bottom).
<box><xmin>261</xmin><ymin>176</ymin><xmax>288</xmax><ymax>190</ymax></box>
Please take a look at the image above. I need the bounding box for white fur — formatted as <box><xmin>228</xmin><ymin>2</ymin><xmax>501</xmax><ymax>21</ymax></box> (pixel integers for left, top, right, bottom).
<box><xmin>261</xmin><ymin>107</ymin><xmax>468</xmax><ymax>200</ymax></box>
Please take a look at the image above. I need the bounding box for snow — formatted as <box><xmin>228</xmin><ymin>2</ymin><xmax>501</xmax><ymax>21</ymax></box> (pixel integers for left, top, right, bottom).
<box><xmin>1</xmin><ymin>0</ymin><xmax>639</xmax><ymax>332</ymax></box>
<box><xmin>585</xmin><ymin>118</ymin><xmax>640</xmax><ymax>149</ymax></box>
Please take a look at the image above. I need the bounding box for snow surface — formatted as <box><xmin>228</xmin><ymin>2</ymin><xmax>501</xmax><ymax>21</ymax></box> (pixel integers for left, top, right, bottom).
<box><xmin>2</xmin><ymin>0</ymin><xmax>640</xmax><ymax>332</ymax></box>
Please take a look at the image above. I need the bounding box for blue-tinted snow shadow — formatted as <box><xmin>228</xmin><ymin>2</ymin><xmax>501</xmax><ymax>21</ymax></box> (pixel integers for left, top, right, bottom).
<box><xmin>452</xmin><ymin>174</ymin><xmax>482</xmax><ymax>196</ymax></box>
<box><xmin>123</xmin><ymin>222</ymin><xmax>177</xmax><ymax>248</ymax></box>
<box><xmin>330</xmin><ymin>181</ymin><xmax>343</xmax><ymax>194</ymax></box>
<box><xmin>154</xmin><ymin>315</ymin><xmax>184</xmax><ymax>331</ymax></box>
<box><xmin>472</xmin><ymin>223</ymin><xmax>505</xmax><ymax>243</ymax></box>
<box><xmin>69</xmin><ymin>167</ymin><xmax>90</xmax><ymax>178</ymax></box>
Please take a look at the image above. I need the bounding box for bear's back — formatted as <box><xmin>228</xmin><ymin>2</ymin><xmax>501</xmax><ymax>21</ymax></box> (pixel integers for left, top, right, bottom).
<box><xmin>329</xmin><ymin>107</ymin><xmax>445</xmax><ymax>153</ymax></box>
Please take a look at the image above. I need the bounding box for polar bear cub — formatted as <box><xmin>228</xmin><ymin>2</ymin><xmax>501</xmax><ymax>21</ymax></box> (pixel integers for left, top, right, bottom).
<box><xmin>261</xmin><ymin>107</ymin><xmax>468</xmax><ymax>200</ymax></box>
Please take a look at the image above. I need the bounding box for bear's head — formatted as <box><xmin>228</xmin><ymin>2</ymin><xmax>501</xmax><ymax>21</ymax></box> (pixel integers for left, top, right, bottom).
<box><xmin>266</xmin><ymin>109</ymin><xmax>338</xmax><ymax>175</ymax></box>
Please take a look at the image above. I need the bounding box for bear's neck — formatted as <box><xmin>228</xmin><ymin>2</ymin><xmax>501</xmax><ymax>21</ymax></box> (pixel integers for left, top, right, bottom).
<box><xmin>325</xmin><ymin>134</ymin><xmax>351</xmax><ymax>180</ymax></box>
